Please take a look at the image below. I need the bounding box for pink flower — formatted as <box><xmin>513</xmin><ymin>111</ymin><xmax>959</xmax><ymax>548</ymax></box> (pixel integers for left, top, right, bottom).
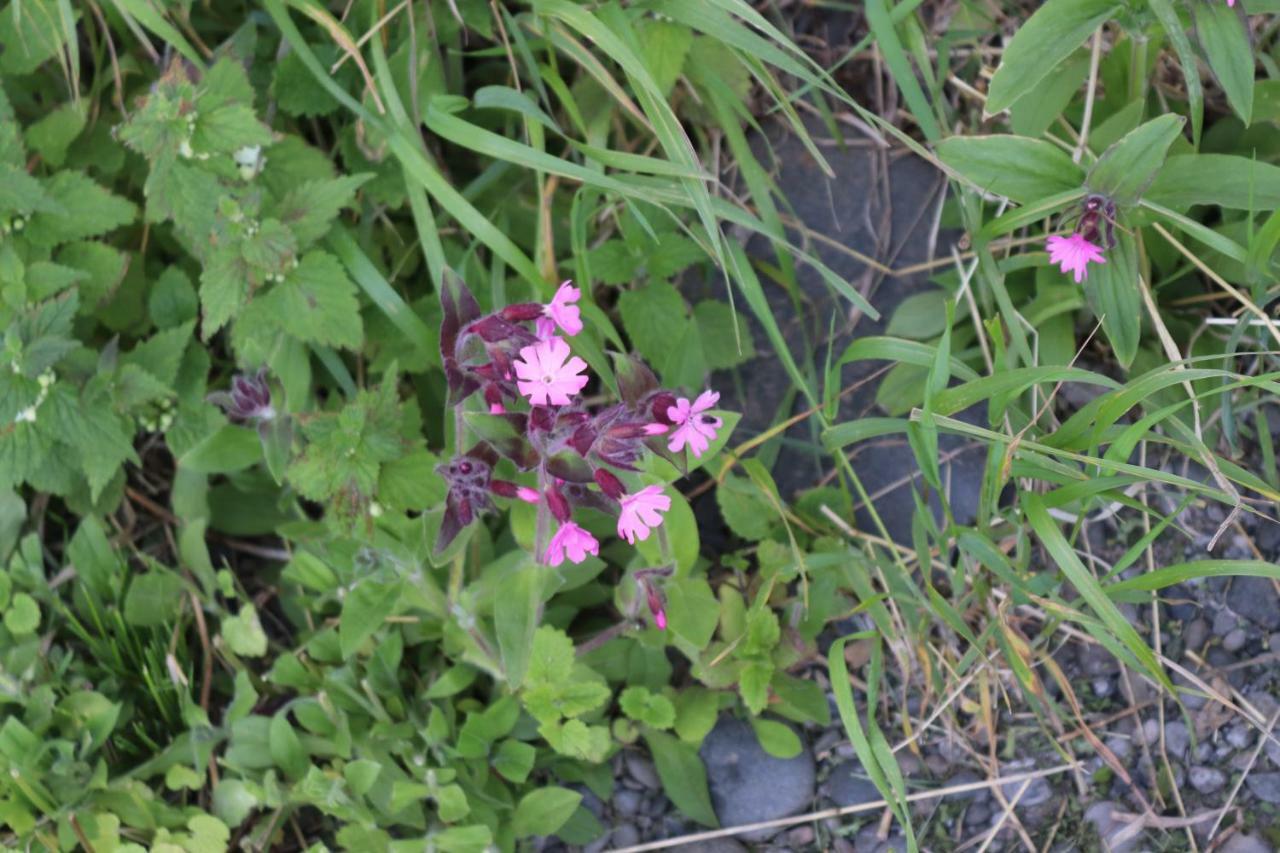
<box><xmin>544</xmin><ymin>521</ymin><xmax>599</xmax><ymax>566</ymax></box>
<box><xmin>666</xmin><ymin>390</ymin><xmax>723</xmax><ymax>458</ymax></box>
<box><xmin>516</xmin><ymin>486</ymin><xmax>541</xmax><ymax>504</ymax></box>
<box><xmin>643</xmin><ymin>579</ymin><xmax>667</xmax><ymax>630</ymax></box>
<box><xmin>489</xmin><ymin>403</ymin><xmax>506</xmax><ymax>414</ymax></box>
<box><xmin>513</xmin><ymin>336</ymin><xmax>589</xmax><ymax>406</ymax></box>
<box><xmin>1046</xmin><ymin>233</ymin><xmax>1106</xmax><ymax>284</ymax></box>
<box><xmin>617</xmin><ymin>485</ymin><xmax>671</xmax><ymax>544</ymax></box>
<box><xmin>535</xmin><ymin>281</ymin><xmax>583</xmax><ymax>339</ymax></box>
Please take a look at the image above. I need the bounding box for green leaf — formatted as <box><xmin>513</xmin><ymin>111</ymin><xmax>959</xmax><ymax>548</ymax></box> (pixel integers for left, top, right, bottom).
<box><xmin>644</xmin><ymin>731</ymin><xmax>718</xmax><ymax>827</ymax></box>
<box><xmin>664</xmin><ymin>576</ymin><xmax>719</xmax><ymax>648</ymax></box>
<box><xmin>26</xmin><ymin>103</ymin><xmax>86</xmax><ymax>167</ymax></box>
<box><xmin>1146</xmin><ymin>155</ymin><xmax>1280</xmax><ymax>211</ymax></box>
<box><xmin>750</xmin><ymin>717</ymin><xmax>802</xmax><ymax>759</ymax></box>
<box><xmin>269</xmin><ymin>712</ymin><xmax>309</xmax><ymax>780</ymax></box>
<box><xmin>26</xmin><ymin>171</ymin><xmax>135</xmax><ymax>248</ymax></box>
<box><xmin>1194</xmin><ymin>1</ymin><xmax>1254</xmax><ymax>125</ymax></box>
<box><xmin>273</xmin><ymin>175</ymin><xmax>370</xmax><ymax>249</ymax></box>
<box><xmin>512</xmin><ymin>787</ymin><xmax>582</xmax><ymax>838</ymax></box>
<box><xmin>638</xmin><ymin>18</ymin><xmax>694</xmax><ymax>97</ymax></box>
<box><xmin>885</xmin><ymin>290</ymin><xmax>950</xmax><ymax>340</ymax></box>
<box><xmin>496</xmin><ymin>561</ymin><xmax>542</xmax><ymax>689</ymax></box>
<box><xmin>0</xmin><ymin>0</ymin><xmax>68</xmax><ymax>75</ymax></box>
<box><xmin>693</xmin><ymin>300</ymin><xmax>754</xmax><ymax>369</ymax></box>
<box><xmin>377</xmin><ymin>448</ymin><xmax>445</xmax><ymax>512</ymax></box>
<box><xmin>674</xmin><ymin>687</ymin><xmax>720</xmax><ymax>744</ymax></box>
<box><xmin>179</xmin><ymin>425</ymin><xmax>261</xmax><ymax>474</ymax></box>
<box><xmin>526</xmin><ymin>624</ymin><xmax>577</xmax><ymax>686</ymax></box>
<box><xmin>1081</xmin><ymin>229</ymin><xmax>1141</xmax><ymax>368</ymax></box>
<box><xmin>739</xmin><ymin>661</ymin><xmax>773</xmax><ymax>715</ymax></box>
<box><xmin>985</xmin><ymin>0</ymin><xmax>1120</xmax><ymax>115</ymax></box>
<box><xmin>1085</xmin><ymin>114</ymin><xmax>1185</xmax><ymax>206</ymax></box>
<box><xmin>339</xmin><ymin>578</ymin><xmax>402</xmax><ymax>658</ymax></box>
<box><xmin>212</xmin><ymin>779</ymin><xmax>259</xmax><ymax>827</ymax></box>
<box><xmin>937</xmin><ymin>135</ymin><xmax>1084</xmax><ymax>204</ymax></box>
<box><xmin>716</xmin><ymin>474</ymin><xmax>774</xmax><ymax>540</ymax></box>
<box><xmin>258</xmin><ymin>250</ymin><xmax>363</xmax><ymax>349</ymax></box>
<box><xmin>1105</xmin><ymin>560</ymin><xmax>1280</xmax><ymax>598</ymax></box>
<box><xmin>222</xmin><ymin>603</ymin><xmax>268</xmax><ymax>657</ymax></box>
<box><xmin>619</xmin><ymin>686</ymin><xmax>676</xmax><ymax>730</ymax></box>
<box><xmin>123</xmin><ymin>571</ymin><xmax>185</xmax><ymax>627</ymax></box>
<box><xmin>618</xmin><ymin>282</ymin><xmax>689</xmax><ymax>368</ymax></box>
<box><xmin>493</xmin><ymin>739</ymin><xmax>536</xmax><ymax>784</ymax></box>
<box><xmin>149</xmin><ymin>266</ymin><xmax>200</xmax><ymax>329</ymax></box>
<box><xmin>3</xmin><ymin>592</ymin><xmax>39</xmax><ymax>635</ymax></box>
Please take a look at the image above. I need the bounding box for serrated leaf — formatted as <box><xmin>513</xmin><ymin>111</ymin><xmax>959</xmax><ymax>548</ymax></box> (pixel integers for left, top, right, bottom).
<box><xmin>638</xmin><ymin>19</ymin><xmax>694</xmax><ymax>97</ymax></box>
<box><xmin>620</xmin><ymin>686</ymin><xmax>676</xmax><ymax>729</ymax></box>
<box><xmin>257</xmin><ymin>251</ymin><xmax>362</xmax><ymax>349</ymax></box>
<box><xmin>26</xmin><ymin>103</ymin><xmax>85</xmax><ymax>167</ymax></box>
<box><xmin>739</xmin><ymin>660</ymin><xmax>773</xmax><ymax>715</ymax></box>
<box><xmin>273</xmin><ymin>175</ymin><xmax>371</xmax><ymax>248</ymax></box>
<box><xmin>26</xmin><ymin>171</ymin><xmax>135</xmax><ymax>247</ymax></box>
<box><xmin>716</xmin><ymin>474</ymin><xmax>774</xmax><ymax>540</ymax></box>
<box><xmin>618</xmin><ymin>282</ymin><xmax>688</xmax><ymax>367</ymax></box>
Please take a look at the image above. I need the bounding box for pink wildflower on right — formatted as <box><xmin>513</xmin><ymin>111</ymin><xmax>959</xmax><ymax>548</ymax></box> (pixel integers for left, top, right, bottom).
<box><xmin>616</xmin><ymin>485</ymin><xmax>671</xmax><ymax>544</ymax></box>
<box><xmin>1046</xmin><ymin>233</ymin><xmax>1107</xmax><ymax>284</ymax></box>
<box><xmin>536</xmin><ymin>280</ymin><xmax>584</xmax><ymax>339</ymax></box>
<box><xmin>513</xmin><ymin>336</ymin><xmax>589</xmax><ymax>406</ymax></box>
<box><xmin>544</xmin><ymin>521</ymin><xmax>599</xmax><ymax>567</ymax></box>
<box><xmin>667</xmin><ymin>390</ymin><xmax>723</xmax><ymax>458</ymax></box>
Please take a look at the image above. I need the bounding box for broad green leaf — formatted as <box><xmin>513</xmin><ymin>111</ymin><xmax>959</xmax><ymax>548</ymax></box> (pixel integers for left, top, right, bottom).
<box><xmin>1081</xmin><ymin>230</ymin><xmax>1141</xmax><ymax>368</ymax></box>
<box><xmin>693</xmin><ymin>300</ymin><xmax>754</xmax><ymax>369</ymax></box>
<box><xmin>986</xmin><ymin>0</ymin><xmax>1120</xmax><ymax>115</ymax></box>
<box><xmin>936</xmin><ymin>136</ymin><xmax>1083</xmax><ymax>205</ymax></box>
<box><xmin>0</xmin><ymin>0</ymin><xmax>68</xmax><ymax>75</ymax></box>
<box><xmin>3</xmin><ymin>592</ymin><xmax>39</xmax><ymax>635</ymax></box>
<box><xmin>272</xmin><ymin>175</ymin><xmax>370</xmax><ymax>249</ymax></box>
<box><xmin>496</xmin><ymin>560</ymin><xmax>542</xmax><ymax>689</ymax></box>
<box><xmin>644</xmin><ymin>731</ymin><xmax>718</xmax><ymax>827</ymax></box>
<box><xmin>26</xmin><ymin>171</ymin><xmax>135</xmax><ymax>248</ymax></box>
<box><xmin>749</xmin><ymin>717</ymin><xmax>802</xmax><ymax>759</ymax></box>
<box><xmin>674</xmin><ymin>687</ymin><xmax>719</xmax><ymax>744</ymax></box>
<box><xmin>222</xmin><ymin>604</ymin><xmax>268</xmax><ymax>657</ymax></box>
<box><xmin>338</xmin><ymin>578</ymin><xmax>402</xmax><ymax>659</ymax></box>
<box><xmin>513</xmin><ymin>787</ymin><xmax>582</xmax><ymax>838</ymax></box>
<box><xmin>123</xmin><ymin>571</ymin><xmax>185</xmax><ymax>627</ymax></box>
<box><xmin>619</xmin><ymin>686</ymin><xmax>676</xmax><ymax>730</ymax></box>
<box><xmin>1146</xmin><ymin>155</ymin><xmax>1280</xmax><ymax>211</ymax></box>
<box><xmin>1194</xmin><ymin>2</ymin><xmax>1253</xmax><ymax>125</ymax></box>
<box><xmin>1086</xmin><ymin>114</ymin><xmax>1185</xmax><ymax>206</ymax></box>
<box><xmin>269</xmin><ymin>712</ymin><xmax>308</xmax><ymax>780</ymax></box>
<box><xmin>664</xmin><ymin>576</ymin><xmax>719</xmax><ymax>649</ymax></box>
<box><xmin>179</xmin><ymin>425</ymin><xmax>261</xmax><ymax>474</ymax></box>
<box><xmin>257</xmin><ymin>250</ymin><xmax>363</xmax><ymax>349</ymax></box>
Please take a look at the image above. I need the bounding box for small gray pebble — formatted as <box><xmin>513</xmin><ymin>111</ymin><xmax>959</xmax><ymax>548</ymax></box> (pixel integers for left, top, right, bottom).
<box><xmin>625</xmin><ymin>754</ymin><xmax>661</xmax><ymax>790</ymax></box>
<box><xmin>1227</xmin><ymin>723</ymin><xmax>1253</xmax><ymax>749</ymax></box>
<box><xmin>964</xmin><ymin>802</ymin><xmax>991</xmax><ymax>827</ymax></box>
<box><xmin>1183</xmin><ymin>618</ymin><xmax>1210</xmax><ymax>652</ymax></box>
<box><xmin>1213</xmin><ymin>609</ymin><xmax>1239</xmax><ymax>636</ymax></box>
<box><xmin>611</xmin><ymin>824</ymin><xmax>641</xmax><ymax>849</ymax></box>
<box><xmin>1189</xmin><ymin>765</ymin><xmax>1227</xmax><ymax>795</ymax></box>
<box><xmin>784</xmin><ymin>826</ymin><xmax>815</xmax><ymax>848</ymax></box>
<box><xmin>1165</xmin><ymin>721</ymin><xmax>1191</xmax><ymax>758</ymax></box>
<box><xmin>1224</xmin><ymin>627</ymin><xmax>1249</xmax><ymax>652</ymax></box>
<box><xmin>1246</xmin><ymin>771</ymin><xmax>1280</xmax><ymax>804</ymax></box>
<box><xmin>613</xmin><ymin>788</ymin><xmax>642</xmax><ymax>817</ymax></box>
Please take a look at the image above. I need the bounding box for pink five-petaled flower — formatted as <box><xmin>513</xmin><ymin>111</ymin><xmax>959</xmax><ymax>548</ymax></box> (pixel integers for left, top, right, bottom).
<box><xmin>667</xmin><ymin>390</ymin><xmax>723</xmax><ymax>458</ymax></box>
<box><xmin>513</xmin><ymin>336</ymin><xmax>589</xmax><ymax>406</ymax></box>
<box><xmin>1046</xmin><ymin>233</ymin><xmax>1107</xmax><ymax>284</ymax></box>
<box><xmin>544</xmin><ymin>521</ymin><xmax>599</xmax><ymax>567</ymax></box>
<box><xmin>617</xmin><ymin>485</ymin><xmax>672</xmax><ymax>544</ymax></box>
<box><xmin>536</xmin><ymin>281</ymin><xmax>584</xmax><ymax>339</ymax></box>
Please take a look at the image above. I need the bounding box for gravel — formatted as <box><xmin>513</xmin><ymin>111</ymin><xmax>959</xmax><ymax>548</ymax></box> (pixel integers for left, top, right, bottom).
<box><xmin>1245</xmin><ymin>772</ymin><xmax>1280</xmax><ymax>805</ymax></box>
<box><xmin>700</xmin><ymin>717</ymin><xmax>815</xmax><ymax>840</ymax></box>
<box><xmin>1219</xmin><ymin>834</ymin><xmax>1274</xmax><ymax>853</ymax></box>
<box><xmin>1227</xmin><ymin>577</ymin><xmax>1280</xmax><ymax>630</ymax></box>
<box><xmin>1188</xmin><ymin>766</ymin><xmax>1227</xmax><ymax>795</ymax></box>
<box><xmin>822</xmin><ymin>760</ymin><xmax>881</xmax><ymax>808</ymax></box>
<box><xmin>625</xmin><ymin>754</ymin><xmax>661</xmax><ymax>790</ymax></box>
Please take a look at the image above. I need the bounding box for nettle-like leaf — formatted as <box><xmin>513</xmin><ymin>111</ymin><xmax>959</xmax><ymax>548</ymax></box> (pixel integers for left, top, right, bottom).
<box><xmin>287</xmin><ymin>377</ymin><xmax>420</xmax><ymax>518</ymax></box>
<box><xmin>619</xmin><ymin>686</ymin><xmax>676</xmax><ymax>730</ymax></box>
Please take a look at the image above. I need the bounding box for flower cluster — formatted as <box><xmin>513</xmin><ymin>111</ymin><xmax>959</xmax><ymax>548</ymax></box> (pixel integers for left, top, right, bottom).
<box><xmin>1045</xmin><ymin>193</ymin><xmax>1115</xmax><ymax>283</ymax></box>
<box><xmin>435</xmin><ymin>277</ymin><xmax>726</xmax><ymax>627</ymax></box>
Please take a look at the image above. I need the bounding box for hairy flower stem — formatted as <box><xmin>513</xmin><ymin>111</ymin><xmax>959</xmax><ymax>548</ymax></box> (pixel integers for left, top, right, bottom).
<box><xmin>656</xmin><ymin>522</ymin><xmax>674</xmax><ymax>568</ymax></box>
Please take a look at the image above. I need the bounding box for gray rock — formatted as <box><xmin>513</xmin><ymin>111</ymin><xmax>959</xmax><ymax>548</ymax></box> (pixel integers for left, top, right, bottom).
<box><xmin>1227</xmin><ymin>723</ymin><xmax>1253</xmax><ymax>749</ymax></box>
<box><xmin>700</xmin><ymin>717</ymin><xmax>815</xmax><ymax>840</ymax></box>
<box><xmin>1224</xmin><ymin>627</ymin><xmax>1249</xmax><ymax>652</ymax></box>
<box><xmin>611</xmin><ymin>824</ymin><xmax>641</xmax><ymax>849</ymax></box>
<box><xmin>613</xmin><ymin>788</ymin><xmax>642</xmax><ymax>817</ymax></box>
<box><xmin>964</xmin><ymin>802</ymin><xmax>991</xmax><ymax>828</ymax></box>
<box><xmin>823</xmin><ymin>760</ymin><xmax>881</xmax><ymax>808</ymax></box>
<box><xmin>1165</xmin><ymin>721</ymin><xmax>1191</xmax><ymax>758</ymax></box>
<box><xmin>1189</xmin><ymin>765</ymin><xmax>1227</xmax><ymax>795</ymax></box>
<box><xmin>784</xmin><ymin>826</ymin><xmax>815</xmax><ymax>848</ymax></box>
<box><xmin>1227</xmin><ymin>577</ymin><xmax>1280</xmax><ymax>630</ymax></box>
<box><xmin>1246</xmin><ymin>771</ymin><xmax>1280</xmax><ymax>804</ymax></box>
<box><xmin>1080</xmin><ymin>643</ymin><xmax>1121</xmax><ymax>677</ymax></box>
<box><xmin>1266</xmin><ymin>733</ymin><xmax>1280</xmax><ymax>769</ymax></box>
<box><xmin>943</xmin><ymin>769</ymin><xmax>986</xmax><ymax>802</ymax></box>
<box><xmin>1183</xmin><ymin>617</ymin><xmax>1210</xmax><ymax>651</ymax></box>
<box><xmin>1083</xmin><ymin>801</ymin><xmax>1137</xmax><ymax>853</ymax></box>
<box><xmin>625</xmin><ymin>754</ymin><xmax>661</xmax><ymax>790</ymax></box>
<box><xmin>1219</xmin><ymin>833</ymin><xmax>1274</xmax><ymax>853</ymax></box>
<box><xmin>1214</xmin><ymin>608</ymin><xmax>1240</xmax><ymax>636</ymax></box>
<box><xmin>999</xmin><ymin>761</ymin><xmax>1052</xmax><ymax>808</ymax></box>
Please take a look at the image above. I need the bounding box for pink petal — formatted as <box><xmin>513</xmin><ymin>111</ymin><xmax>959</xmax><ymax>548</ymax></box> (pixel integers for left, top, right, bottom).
<box><xmin>691</xmin><ymin>390</ymin><xmax>720</xmax><ymax>414</ymax></box>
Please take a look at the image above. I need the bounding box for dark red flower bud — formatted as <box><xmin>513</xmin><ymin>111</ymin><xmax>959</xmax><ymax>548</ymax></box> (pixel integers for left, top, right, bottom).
<box><xmin>569</xmin><ymin>424</ymin><xmax>596</xmax><ymax>456</ymax></box>
<box><xmin>208</xmin><ymin>368</ymin><xmax>275</xmax><ymax>422</ymax></box>
<box><xmin>530</xmin><ymin>406</ymin><xmax>555</xmax><ymax>433</ymax></box>
<box><xmin>483</xmin><ymin>384</ymin><xmax>504</xmax><ymax>412</ymax></box>
<box><xmin>467</xmin><ymin>315</ymin><xmax>518</xmax><ymax>343</ymax></box>
<box><xmin>546</xmin><ymin>482</ymin><xmax>571</xmax><ymax>523</ymax></box>
<box><xmin>648</xmin><ymin>392</ymin><xmax>678</xmax><ymax>425</ymax></box>
<box><xmin>500</xmin><ymin>303</ymin><xmax>545</xmax><ymax>323</ymax></box>
<box><xmin>593</xmin><ymin>468</ymin><xmax>625</xmax><ymax>500</ymax></box>
<box><xmin>644</xmin><ymin>580</ymin><xmax>667</xmax><ymax>631</ymax></box>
